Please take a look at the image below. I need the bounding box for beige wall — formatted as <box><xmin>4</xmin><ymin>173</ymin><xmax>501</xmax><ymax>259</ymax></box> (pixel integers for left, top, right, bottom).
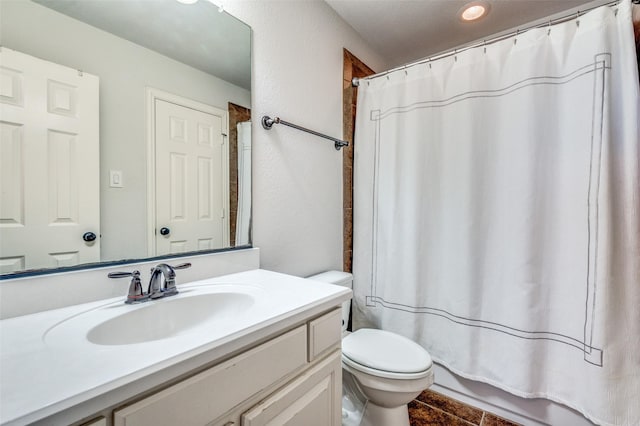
<box><xmin>224</xmin><ymin>0</ymin><xmax>388</xmax><ymax>276</ymax></box>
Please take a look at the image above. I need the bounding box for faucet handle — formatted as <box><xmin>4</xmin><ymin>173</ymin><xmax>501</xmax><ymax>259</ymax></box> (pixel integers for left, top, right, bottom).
<box><xmin>162</xmin><ymin>262</ymin><xmax>191</xmax><ymax>295</ymax></box>
<box><xmin>108</xmin><ymin>271</ymin><xmax>136</xmax><ymax>279</ymax></box>
<box><xmin>172</xmin><ymin>262</ymin><xmax>192</xmax><ymax>270</ymax></box>
<box><xmin>108</xmin><ymin>270</ymin><xmax>148</xmax><ymax>304</ymax></box>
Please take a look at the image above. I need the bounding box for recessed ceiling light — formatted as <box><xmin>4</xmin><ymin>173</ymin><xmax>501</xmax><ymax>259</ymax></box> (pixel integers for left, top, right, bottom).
<box><xmin>459</xmin><ymin>2</ymin><xmax>490</xmax><ymax>22</ymax></box>
<box><xmin>175</xmin><ymin>0</ymin><xmax>198</xmax><ymax>4</ymax></box>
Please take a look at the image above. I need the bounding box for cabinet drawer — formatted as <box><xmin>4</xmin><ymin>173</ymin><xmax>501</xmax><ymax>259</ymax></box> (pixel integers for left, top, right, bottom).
<box><xmin>113</xmin><ymin>326</ymin><xmax>307</xmax><ymax>426</ymax></box>
<box><xmin>307</xmin><ymin>308</ymin><xmax>342</xmax><ymax>362</ymax></box>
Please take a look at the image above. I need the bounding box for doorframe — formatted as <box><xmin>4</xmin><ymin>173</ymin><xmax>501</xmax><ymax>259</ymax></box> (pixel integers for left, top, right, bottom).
<box><xmin>145</xmin><ymin>87</ymin><xmax>230</xmax><ymax>256</ymax></box>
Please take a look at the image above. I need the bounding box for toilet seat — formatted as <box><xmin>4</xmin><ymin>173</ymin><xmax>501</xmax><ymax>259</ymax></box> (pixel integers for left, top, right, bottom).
<box><xmin>342</xmin><ymin>329</ymin><xmax>432</xmax><ymax>380</ymax></box>
<box><xmin>342</xmin><ymin>354</ymin><xmax>433</xmax><ymax>380</ymax></box>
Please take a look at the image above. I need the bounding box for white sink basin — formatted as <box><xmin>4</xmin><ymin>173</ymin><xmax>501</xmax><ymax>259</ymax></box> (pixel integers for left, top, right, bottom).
<box><xmin>87</xmin><ymin>292</ymin><xmax>255</xmax><ymax>345</ymax></box>
<box><xmin>44</xmin><ymin>284</ymin><xmax>266</xmax><ymax>348</ymax></box>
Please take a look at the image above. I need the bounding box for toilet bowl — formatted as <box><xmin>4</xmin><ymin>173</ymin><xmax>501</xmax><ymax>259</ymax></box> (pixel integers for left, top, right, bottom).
<box><xmin>308</xmin><ymin>271</ymin><xmax>434</xmax><ymax>426</ymax></box>
<box><xmin>342</xmin><ymin>328</ymin><xmax>434</xmax><ymax>425</ymax></box>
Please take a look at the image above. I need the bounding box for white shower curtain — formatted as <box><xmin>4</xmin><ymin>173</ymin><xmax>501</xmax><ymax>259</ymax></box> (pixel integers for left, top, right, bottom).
<box><xmin>352</xmin><ymin>2</ymin><xmax>640</xmax><ymax>425</ymax></box>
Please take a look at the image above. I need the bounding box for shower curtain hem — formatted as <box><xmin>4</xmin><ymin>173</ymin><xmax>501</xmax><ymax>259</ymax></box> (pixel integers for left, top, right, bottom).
<box><xmin>433</xmin><ymin>357</ymin><xmax>606</xmax><ymax>426</ymax></box>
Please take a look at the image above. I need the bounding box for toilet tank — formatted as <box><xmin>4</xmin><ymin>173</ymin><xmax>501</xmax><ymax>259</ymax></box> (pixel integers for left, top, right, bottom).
<box><xmin>307</xmin><ymin>271</ymin><xmax>353</xmax><ymax>333</ymax></box>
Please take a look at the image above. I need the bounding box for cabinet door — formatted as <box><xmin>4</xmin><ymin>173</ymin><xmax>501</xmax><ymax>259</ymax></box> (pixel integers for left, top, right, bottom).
<box><xmin>242</xmin><ymin>351</ymin><xmax>341</xmax><ymax>426</ymax></box>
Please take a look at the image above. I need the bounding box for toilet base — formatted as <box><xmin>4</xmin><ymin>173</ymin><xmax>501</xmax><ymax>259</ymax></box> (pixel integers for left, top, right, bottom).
<box><xmin>361</xmin><ymin>401</ymin><xmax>410</xmax><ymax>426</ymax></box>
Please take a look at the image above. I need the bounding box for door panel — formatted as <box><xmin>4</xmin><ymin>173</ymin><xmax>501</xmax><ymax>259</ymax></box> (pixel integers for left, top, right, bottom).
<box><xmin>0</xmin><ymin>47</ymin><xmax>100</xmax><ymax>273</ymax></box>
<box><xmin>154</xmin><ymin>98</ymin><xmax>227</xmax><ymax>255</ymax></box>
<box><xmin>47</xmin><ymin>129</ymin><xmax>79</xmax><ymax>224</ymax></box>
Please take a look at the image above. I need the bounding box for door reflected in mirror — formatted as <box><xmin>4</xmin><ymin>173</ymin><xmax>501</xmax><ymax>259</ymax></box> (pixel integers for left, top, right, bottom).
<box><xmin>0</xmin><ymin>0</ymin><xmax>252</xmax><ymax>276</ymax></box>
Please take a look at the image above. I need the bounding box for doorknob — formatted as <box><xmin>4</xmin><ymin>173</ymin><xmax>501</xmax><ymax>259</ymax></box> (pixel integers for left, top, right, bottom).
<box><xmin>83</xmin><ymin>232</ymin><xmax>97</xmax><ymax>242</ymax></box>
<box><xmin>159</xmin><ymin>227</ymin><xmax>171</xmax><ymax>236</ymax></box>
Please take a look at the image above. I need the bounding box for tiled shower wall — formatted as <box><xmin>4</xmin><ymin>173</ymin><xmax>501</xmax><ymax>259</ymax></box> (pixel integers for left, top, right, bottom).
<box><xmin>342</xmin><ymin>49</ymin><xmax>374</xmax><ymax>273</ymax></box>
<box><xmin>228</xmin><ymin>102</ymin><xmax>251</xmax><ymax>246</ymax></box>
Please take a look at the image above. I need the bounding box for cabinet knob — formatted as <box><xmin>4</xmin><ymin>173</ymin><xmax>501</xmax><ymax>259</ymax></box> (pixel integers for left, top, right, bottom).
<box><xmin>159</xmin><ymin>227</ymin><xmax>170</xmax><ymax>236</ymax></box>
<box><xmin>83</xmin><ymin>231</ymin><xmax>97</xmax><ymax>242</ymax></box>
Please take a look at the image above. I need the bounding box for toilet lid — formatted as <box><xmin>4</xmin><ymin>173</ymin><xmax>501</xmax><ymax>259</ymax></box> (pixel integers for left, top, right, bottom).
<box><xmin>342</xmin><ymin>328</ymin><xmax>432</xmax><ymax>374</ymax></box>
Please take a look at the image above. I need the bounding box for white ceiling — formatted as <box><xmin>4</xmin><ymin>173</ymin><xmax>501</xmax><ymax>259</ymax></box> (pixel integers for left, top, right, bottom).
<box><xmin>326</xmin><ymin>0</ymin><xmax>602</xmax><ymax>69</ymax></box>
<box><xmin>34</xmin><ymin>0</ymin><xmax>252</xmax><ymax>90</ymax></box>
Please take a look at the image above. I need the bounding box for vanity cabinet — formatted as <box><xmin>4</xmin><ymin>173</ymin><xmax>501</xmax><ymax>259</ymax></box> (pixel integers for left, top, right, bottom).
<box><xmin>112</xmin><ymin>308</ymin><xmax>342</xmax><ymax>426</ymax></box>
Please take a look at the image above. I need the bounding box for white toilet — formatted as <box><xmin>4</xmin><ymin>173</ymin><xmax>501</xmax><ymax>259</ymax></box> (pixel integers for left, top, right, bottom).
<box><xmin>308</xmin><ymin>271</ymin><xmax>434</xmax><ymax>426</ymax></box>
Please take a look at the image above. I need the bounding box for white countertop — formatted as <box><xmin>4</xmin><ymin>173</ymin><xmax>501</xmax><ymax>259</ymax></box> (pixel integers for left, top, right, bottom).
<box><xmin>0</xmin><ymin>269</ymin><xmax>351</xmax><ymax>425</ymax></box>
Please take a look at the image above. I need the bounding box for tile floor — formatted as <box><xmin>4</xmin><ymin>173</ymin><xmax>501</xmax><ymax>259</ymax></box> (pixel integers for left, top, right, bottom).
<box><xmin>409</xmin><ymin>390</ymin><xmax>522</xmax><ymax>426</ymax></box>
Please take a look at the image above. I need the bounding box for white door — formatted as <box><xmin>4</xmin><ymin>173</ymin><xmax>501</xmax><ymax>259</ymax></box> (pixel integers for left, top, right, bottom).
<box><xmin>0</xmin><ymin>47</ymin><xmax>100</xmax><ymax>273</ymax></box>
<box><xmin>154</xmin><ymin>98</ymin><xmax>228</xmax><ymax>255</ymax></box>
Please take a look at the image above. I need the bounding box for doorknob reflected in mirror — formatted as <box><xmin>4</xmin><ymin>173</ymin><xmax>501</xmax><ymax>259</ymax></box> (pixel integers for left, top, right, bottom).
<box><xmin>83</xmin><ymin>232</ymin><xmax>97</xmax><ymax>242</ymax></box>
<box><xmin>159</xmin><ymin>227</ymin><xmax>171</xmax><ymax>236</ymax></box>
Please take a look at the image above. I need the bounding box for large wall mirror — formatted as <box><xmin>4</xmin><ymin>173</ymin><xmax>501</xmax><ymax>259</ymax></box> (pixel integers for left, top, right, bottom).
<box><xmin>0</xmin><ymin>0</ymin><xmax>252</xmax><ymax>277</ymax></box>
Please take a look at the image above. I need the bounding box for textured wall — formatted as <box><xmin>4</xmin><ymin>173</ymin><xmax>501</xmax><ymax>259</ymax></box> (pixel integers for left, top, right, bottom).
<box><xmin>224</xmin><ymin>0</ymin><xmax>388</xmax><ymax>276</ymax></box>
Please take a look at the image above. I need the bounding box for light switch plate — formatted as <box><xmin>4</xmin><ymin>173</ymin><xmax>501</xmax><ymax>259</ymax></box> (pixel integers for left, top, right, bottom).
<box><xmin>109</xmin><ymin>170</ymin><xmax>123</xmax><ymax>188</ymax></box>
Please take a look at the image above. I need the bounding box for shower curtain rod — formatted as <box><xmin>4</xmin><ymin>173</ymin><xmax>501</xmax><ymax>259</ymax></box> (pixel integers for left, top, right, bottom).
<box><xmin>352</xmin><ymin>0</ymin><xmax>622</xmax><ymax>86</ymax></box>
<box><xmin>261</xmin><ymin>115</ymin><xmax>349</xmax><ymax>150</ymax></box>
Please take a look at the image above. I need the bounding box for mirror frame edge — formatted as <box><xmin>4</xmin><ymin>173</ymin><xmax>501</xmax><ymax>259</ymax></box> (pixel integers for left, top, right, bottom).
<box><xmin>0</xmin><ymin>245</ymin><xmax>253</xmax><ymax>280</ymax></box>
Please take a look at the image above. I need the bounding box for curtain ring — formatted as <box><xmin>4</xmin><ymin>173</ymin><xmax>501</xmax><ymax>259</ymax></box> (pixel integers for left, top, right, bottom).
<box><xmin>547</xmin><ymin>20</ymin><xmax>552</xmax><ymax>36</ymax></box>
<box><xmin>483</xmin><ymin>40</ymin><xmax>487</xmax><ymax>53</ymax></box>
<box><xmin>429</xmin><ymin>58</ymin><xmax>432</xmax><ymax>69</ymax></box>
<box><xmin>454</xmin><ymin>49</ymin><xmax>457</xmax><ymax>62</ymax></box>
<box><xmin>576</xmin><ymin>11</ymin><xmax>580</xmax><ymax>27</ymax></box>
<box><xmin>514</xmin><ymin>29</ymin><xmax>518</xmax><ymax>45</ymax></box>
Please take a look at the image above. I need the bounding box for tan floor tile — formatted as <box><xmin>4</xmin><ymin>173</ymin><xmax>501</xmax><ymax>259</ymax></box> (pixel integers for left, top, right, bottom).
<box><xmin>481</xmin><ymin>413</ymin><xmax>522</xmax><ymax>426</ymax></box>
<box><xmin>416</xmin><ymin>390</ymin><xmax>483</xmax><ymax>425</ymax></box>
<box><xmin>408</xmin><ymin>400</ymin><xmax>475</xmax><ymax>426</ymax></box>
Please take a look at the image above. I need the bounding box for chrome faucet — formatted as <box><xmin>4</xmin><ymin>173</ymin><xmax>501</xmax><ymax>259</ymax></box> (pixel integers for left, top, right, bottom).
<box><xmin>108</xmin><ymin>262</ymin><xmax>191</xmax><ymax>303</ymax></box>
<box><xmin>149</xmin><ymin>262</ymin><xmax>191</xmax><ymax>298</ymax></box>
<box><xmin>148</xmin><ymin>263</ymin><xmax>175</xmax><ymax>298</ymax></box>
